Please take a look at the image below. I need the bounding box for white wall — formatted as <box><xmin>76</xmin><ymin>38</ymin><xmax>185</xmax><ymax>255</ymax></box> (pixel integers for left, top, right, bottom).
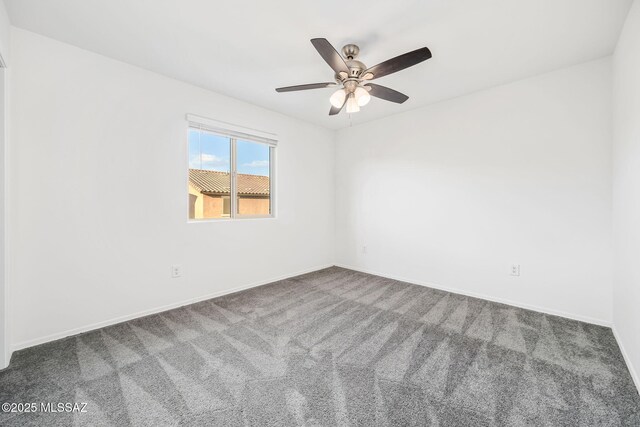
<box><xmin>613</xmin><ymin>0</ymin><xmax>640</xmax><ymax>391</ymax></box>
<box><xmin>8</xmin><ymin>29</ymin><xmax>335</xmax><ymax>349</ymax></box>
<box><xmin>0</xmin><ymin>0</ymin><xmax>8</xmax><ymax>62</ymax></box>
<box><xmin>0</xmin><ymin>0</ymin><xmax>9</xmax><ymax>369</ymax></box>
<box><xmin>335</xmin><ymin>58</ymin><xmax>613</xmax><ymax>325</ymax></box>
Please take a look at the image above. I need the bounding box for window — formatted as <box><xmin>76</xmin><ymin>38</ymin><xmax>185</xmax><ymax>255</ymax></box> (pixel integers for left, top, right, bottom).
<box><xmin>187</xmin><ymin>115</ymin><xmax>276</xmax><ymax>220</ymax></box>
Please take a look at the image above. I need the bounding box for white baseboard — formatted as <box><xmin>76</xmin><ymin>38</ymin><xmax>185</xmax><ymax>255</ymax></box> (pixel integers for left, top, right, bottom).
<box><xmin>612</xmin><ymin>326</ymin><xmax>640</xmax><ymax>394</ymax></box>
<box><xmin>10</xmin><ymin>263</ymin><xmax>333</xmax><ymax>354</ymax></box>
<box><xmin>334</xmin><ymin>263</ymin><xmax>612</xmax><ymax>328</ymax></box>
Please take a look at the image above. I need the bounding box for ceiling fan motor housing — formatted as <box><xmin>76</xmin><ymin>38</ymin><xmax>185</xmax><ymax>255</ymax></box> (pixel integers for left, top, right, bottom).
<box><xmin>335</xmin><ymin>44</ymin><xmax>367</xmax><ymax>82</ymax></box>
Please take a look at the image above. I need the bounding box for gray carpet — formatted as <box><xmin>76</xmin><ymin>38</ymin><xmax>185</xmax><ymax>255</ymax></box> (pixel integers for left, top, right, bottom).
<box><xmin>1</xmin><ymin>267</ymin><xmax>639</xmax><ymax>426</ymax></box>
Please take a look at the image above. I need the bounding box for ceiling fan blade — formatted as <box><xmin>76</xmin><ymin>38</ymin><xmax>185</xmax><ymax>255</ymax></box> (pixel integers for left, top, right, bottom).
<box><xmin>311</xmin><ymin>38</ymin><xmax>349</xmax><ymax>74</ymax></box>
<box><xmin>363</xmin><ymin>47</ymin><xmax>431</xmax><ymax>80</ymax></box>
<box><xmin>329</xmin><ymin>98</ymin><xmax>347</xmax><ymax>116</ymax></box>
<box><xmin>275</xmin><ymin>82</ymin><xmax>336</xmax><ymax>93</ymax></box>
<box><xmin>365</xmin><ymin>83</ymin><xmax>409</xmax><ymax>104</ymax></box>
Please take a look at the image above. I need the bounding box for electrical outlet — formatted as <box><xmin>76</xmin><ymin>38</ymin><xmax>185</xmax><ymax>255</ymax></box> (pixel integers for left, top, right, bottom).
<box><xmin>362</xmin><ymin>246</ymin><xmax>367</xmax><ymax>254</ymax></box>
<box><xmin>171</xmin><ymin>265</ymin><xmax>182</xmax><ymax>278</ymax></box>
<box><xmin>510</xmin><ymin>264</ymin><xmax>520</xmax><ymax>276</ymax></box>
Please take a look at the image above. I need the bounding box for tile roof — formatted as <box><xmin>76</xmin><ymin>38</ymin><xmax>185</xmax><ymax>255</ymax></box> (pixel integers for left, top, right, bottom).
<box><xmin>189</xmin><ymin>169</ymin><xmax>270</xmax><ymax>196</ymax></box>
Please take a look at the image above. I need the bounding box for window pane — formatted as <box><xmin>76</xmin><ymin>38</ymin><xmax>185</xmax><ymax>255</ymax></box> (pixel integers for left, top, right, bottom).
<box><xmin>222</xmin><ymin>196</ymin><xmax>230</xmax><ymax>216</ymax></box>
<box><xmin>188</xmin><ymin>128</ymin><xmax>231</xmax><ymax>219</ymax></box>
<box><xmin>236</xmin><ymin>139</ymin><xmax>271</xmax><ymax>216</ymax></box>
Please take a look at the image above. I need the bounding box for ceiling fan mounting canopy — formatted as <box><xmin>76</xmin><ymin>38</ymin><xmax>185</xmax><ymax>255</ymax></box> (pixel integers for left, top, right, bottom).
<box><xmin>275</xmin><ymin>38</ymin><xmax>432</xmax><ymax>116</ymax></box>
<box><xmin>342</xmin><ymin>44</ymin><xmax>360</xmax><ymax>60</ymax></box>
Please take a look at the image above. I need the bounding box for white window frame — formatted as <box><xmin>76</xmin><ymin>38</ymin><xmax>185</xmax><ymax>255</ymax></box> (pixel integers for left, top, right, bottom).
<box><xmin>187</xmin><ymin>114</ymin><xmax>277</xmax><ymax>221</ymax></box>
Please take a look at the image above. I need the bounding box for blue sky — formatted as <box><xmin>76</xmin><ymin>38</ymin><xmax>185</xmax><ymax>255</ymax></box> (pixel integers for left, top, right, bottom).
<box><xmin>188</xmin><ymin>129</ymin><xmax>270</xmax><ymax>176</ymax></box>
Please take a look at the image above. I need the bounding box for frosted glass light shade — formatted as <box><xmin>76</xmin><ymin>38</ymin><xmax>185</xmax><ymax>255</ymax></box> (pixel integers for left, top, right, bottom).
<box><xmin>330</xmin><ymin>89</ymin><xmax>346</xmax><ymax>108</ymax></box>
<box><xmin>346</xmin><ymin>94</ymin><xmax>360</xmax><ymax>113</ymax></box>
<box><xmin>354</xmin><ymin>86</ymin><xmax>371</xmax><ymax>106</ymax></box>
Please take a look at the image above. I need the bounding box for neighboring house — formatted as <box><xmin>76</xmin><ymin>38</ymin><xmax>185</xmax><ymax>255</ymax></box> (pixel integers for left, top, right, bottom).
<box><xmin>188</xmin><ymin>169</ymin><xmax>270</xmax><ymax>218</ymax></box>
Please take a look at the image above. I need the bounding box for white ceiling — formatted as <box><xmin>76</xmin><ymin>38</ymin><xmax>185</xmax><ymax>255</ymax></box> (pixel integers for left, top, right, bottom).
<box><xmin>4</xmin><ymin>0</ymin><xmax>633</xmax><ymax>130</ymax></box>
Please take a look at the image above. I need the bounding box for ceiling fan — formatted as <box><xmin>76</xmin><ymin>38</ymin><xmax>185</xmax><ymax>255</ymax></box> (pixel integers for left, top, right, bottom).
<box><xmin>275</xmin><ymin>38</ymin><xmax>432</xmax><ymax>116</ymax></box>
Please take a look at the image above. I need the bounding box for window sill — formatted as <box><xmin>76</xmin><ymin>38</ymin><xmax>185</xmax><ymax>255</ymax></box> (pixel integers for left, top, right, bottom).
<box><xmin>187</xmin><ymin>215</ymin><xmax>276</xmax><ymax>223</ymax></box>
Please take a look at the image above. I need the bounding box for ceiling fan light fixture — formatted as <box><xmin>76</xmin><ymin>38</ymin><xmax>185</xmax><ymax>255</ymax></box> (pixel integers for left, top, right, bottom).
<box><xmin>354</xmin><ymin>86</ymin><xmax>371</xmax><ymax>106</ymax></box>
<box><xmin>330</xmin><ymin>88</ymin><xmax>346</xmax><ymax>108</ymax></box>
<box><xmin>346</xmin><ymin>93</ymin><xmax>360</xmax><ymax>113</ymax></box>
